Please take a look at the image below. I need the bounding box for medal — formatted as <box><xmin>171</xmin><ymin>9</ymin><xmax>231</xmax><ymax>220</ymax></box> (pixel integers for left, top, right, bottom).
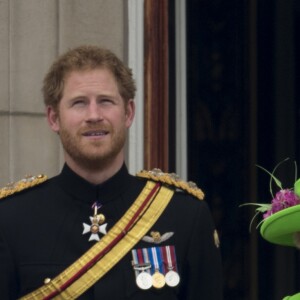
<box><xmin>165</xmin><ymin>270</ymin><xmax>180</xmax><ymax>287</ymax></box>
<box><xmin>152</xmin><ymin>270</ymin><xmax>165</xmax><ymax>289</ymax></box>
<box><xmin>136</xmin><ymin>271</ymin><xmax>153</xmax><ymax>290</ymax></box>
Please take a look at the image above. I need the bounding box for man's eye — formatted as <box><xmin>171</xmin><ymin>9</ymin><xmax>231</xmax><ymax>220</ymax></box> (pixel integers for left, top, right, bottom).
<box><xmin>101</xmin><ymin>99</ymin><xmax>114</xmax><ymax>104</ymax></box>
<box><xmin>73</xmin><ymin>100</ymin><xmax>85</xmax><ymax>106</ymax></box>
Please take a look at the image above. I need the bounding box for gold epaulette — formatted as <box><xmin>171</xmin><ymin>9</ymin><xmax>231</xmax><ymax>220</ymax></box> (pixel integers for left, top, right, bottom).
<box><xmin>136</xmin><ymin>168</ymin><xmax>204</xmax><ymax>200</ymax></box>
<box><xmin>0</xmin><ymin>174</ymin><xmax>48</xmax><ymax>199</ymax></box>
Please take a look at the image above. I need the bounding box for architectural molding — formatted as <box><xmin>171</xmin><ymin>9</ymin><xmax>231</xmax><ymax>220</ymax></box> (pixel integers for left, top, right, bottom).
<box><xmin>175</xmin><ymin>0</ymin><xmax>187</xmax><ymax>180</ymax></box>
<box><xmin>127</xmin><ymin>0</ymin><xmax>144</xmax><ymax>174</ymax></box>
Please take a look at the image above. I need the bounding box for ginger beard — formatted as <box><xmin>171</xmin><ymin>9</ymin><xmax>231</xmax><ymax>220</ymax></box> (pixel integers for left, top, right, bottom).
<box><xmin>58</xmin><ymin>116</ymin><xmax>128</xmax><ymax>171</ymax></box>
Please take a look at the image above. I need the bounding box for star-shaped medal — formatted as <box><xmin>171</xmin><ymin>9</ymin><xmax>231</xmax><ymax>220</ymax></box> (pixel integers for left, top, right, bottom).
<box><xmin>82</xmin><ymin>214</ymin><xmax>107</xmax><ymax>241</ymax></box>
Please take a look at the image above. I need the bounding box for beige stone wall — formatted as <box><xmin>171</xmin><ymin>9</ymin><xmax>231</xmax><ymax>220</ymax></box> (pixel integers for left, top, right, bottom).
<box><xmin>0</xmin><ymin>0</ymin><xmax>126</xmax><ymax>186</ymax></box>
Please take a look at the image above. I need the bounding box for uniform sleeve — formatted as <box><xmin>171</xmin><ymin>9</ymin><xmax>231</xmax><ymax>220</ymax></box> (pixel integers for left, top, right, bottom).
<box><xmin>0</xmin><ymin>228</ymin><xmax>18</xmax><ymax>300</ymax></box>
<box><xmin>179</xmin><ymin>201</ymin><xmax>223</xmax><ymax>300</ymax></box>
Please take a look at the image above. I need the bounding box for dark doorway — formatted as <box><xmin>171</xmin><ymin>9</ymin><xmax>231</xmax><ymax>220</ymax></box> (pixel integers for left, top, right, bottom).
<box><xmin>186</xmin><ymin>0</ymin><xmax>300</xmax><ymax>299</ymax></box>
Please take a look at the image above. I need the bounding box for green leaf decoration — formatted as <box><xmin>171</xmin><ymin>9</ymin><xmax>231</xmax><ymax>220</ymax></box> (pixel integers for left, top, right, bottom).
<box><xmin>239</xmin><ymin>203</ymin><xmax>271</xmax><ymax>232</ymax></box>
<box><xmin>249</xmin><ymin>211</ymin><xmax>260</xmax><ymax>232</ymax></box>
<box><xmin>239</xmin><ymin>203</ymin><xmax>271</xmax><ymax>212</ymax></box>
<box><xmin>256</xmin><ymin>158</ymin><xmax>290</xmax><ymax>197</ymax></box>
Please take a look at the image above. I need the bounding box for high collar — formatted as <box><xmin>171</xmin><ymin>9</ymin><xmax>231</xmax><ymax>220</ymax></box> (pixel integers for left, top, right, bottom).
<box><xmin>56</xmin><ymin>163</ymin><xmax>132</xmax><ymax>205</ymax></box>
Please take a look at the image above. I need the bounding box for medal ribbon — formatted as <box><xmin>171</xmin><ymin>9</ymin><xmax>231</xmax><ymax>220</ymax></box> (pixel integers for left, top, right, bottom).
<box><xmin>131</xmin><ymin>248</ymin><xmax>151</xmax><ymax>278</ymax></box>
<box><xmin>162</xmin><ymin>245</ymin><xmax>178</xmax><ymax>272</ymax></box>
<box><xmin>149</xmin><ymin>247</ymin><xmax>164</xmax><ymax>274</ymax></box>
<box><xmin>142</xmin><ymin>248</ymin><xmax>151</xmax><ymax>274</ymax></box>
<box><xmin>131</xmin><ymin>249</ymin><xmax>140</xmax><ymax>278</ymax></box>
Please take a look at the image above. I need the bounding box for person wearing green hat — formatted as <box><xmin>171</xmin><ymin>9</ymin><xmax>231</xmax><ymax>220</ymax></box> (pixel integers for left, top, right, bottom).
<box><xmin>244</xmin><ymin>163</ymin><xmax>300</xmax><ymax>300</ymax></box>
<box><xmin>260</xmin><ymin>202</ymin><xmax>300</xmax><ymax>300</ymax></box>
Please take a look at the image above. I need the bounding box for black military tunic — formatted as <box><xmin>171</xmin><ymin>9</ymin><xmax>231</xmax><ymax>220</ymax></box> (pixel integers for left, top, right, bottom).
<box><xmin>0</xmin><ymin>164</ymin><xmax>223</xmax><ymax>299</ymax></box>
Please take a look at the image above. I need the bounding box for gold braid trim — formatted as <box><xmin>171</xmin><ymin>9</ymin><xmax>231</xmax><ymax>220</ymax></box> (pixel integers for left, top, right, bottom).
<box><xmin>136</xmin><ymin>168</ymin><xmax>204</xmax><ymax>200</ymax></box>
<box><xmin>0</xmin><ymin>174</ymin><xmax>48</xmax><ymax>199</ymax></box>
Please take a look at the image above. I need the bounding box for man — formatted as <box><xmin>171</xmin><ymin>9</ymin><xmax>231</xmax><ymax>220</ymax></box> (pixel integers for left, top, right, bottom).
<box><xmin>0</xmin><ymin>45</ymin><xmax>222</xmax><ymax>299</ymax></box>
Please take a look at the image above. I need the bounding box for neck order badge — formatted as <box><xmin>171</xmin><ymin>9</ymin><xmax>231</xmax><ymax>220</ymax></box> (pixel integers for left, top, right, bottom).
<box><xmin>82</xmin><ymin>202</ymin><xmax>107</xmax><ymax>241</ymax></box>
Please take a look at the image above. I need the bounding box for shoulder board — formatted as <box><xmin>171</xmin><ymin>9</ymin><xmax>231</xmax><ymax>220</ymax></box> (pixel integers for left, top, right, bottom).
<box><xmin>0</xmin><ymin>174</ymin><xmax>48</xmax><ymax>199</ymax></box>
<box><xmin>136</xmin><ymin>168</ymin><xmax>204</xmax><ymax>200</ymax></box>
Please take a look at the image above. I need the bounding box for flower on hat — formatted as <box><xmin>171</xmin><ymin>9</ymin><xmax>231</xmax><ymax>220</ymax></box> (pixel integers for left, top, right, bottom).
<box><xmin>263</xmin><ymin>189</ymin><xmax>300</xmax><ymax>219</ymax></box>
<box><xmin>241</xmin><ymin>158</ymin><xmax>300</xmax><ymax>230</ymax></box>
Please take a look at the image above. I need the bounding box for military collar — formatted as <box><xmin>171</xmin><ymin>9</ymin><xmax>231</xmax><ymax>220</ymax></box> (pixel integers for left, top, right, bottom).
<box><xmin>57</xmin><ymin>163</ymin><xmax>131</xmax><ymax>205</ymax></box>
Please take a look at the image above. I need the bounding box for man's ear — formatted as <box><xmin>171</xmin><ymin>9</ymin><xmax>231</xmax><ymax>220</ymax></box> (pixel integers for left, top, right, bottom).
<box><xmin>125</xmin><ymin>99</ymin><xmax>135</xmax><ymax>128</ymax></box>
<box><xmin>46</xmin><ymin>106</ymin><xmax>60</xmax><ymax>133</ymax></box>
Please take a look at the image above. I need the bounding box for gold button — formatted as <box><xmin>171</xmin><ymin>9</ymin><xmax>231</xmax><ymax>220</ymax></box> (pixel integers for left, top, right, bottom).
<box><xmin>44</xmin><ymin>278</ymin><xmax>51</xmax><ymax>284</ymax></box>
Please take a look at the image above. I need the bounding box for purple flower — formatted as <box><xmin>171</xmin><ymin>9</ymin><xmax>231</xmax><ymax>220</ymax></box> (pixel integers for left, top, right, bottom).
<box><xmin>263</xmin><ymin>189</ymin><xmax>300</xmax><ymax>219</ymax></box>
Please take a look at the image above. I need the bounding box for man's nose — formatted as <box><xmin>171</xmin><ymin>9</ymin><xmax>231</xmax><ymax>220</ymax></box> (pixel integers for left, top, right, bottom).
<box><xmin>86</xmin><ymin>102</ymin><xmax>103</xmax><ymax>122</ymax></box>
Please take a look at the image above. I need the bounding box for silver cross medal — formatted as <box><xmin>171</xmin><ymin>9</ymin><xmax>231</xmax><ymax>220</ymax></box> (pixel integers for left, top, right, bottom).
<box><xmin>82</xmin><ymin>203</ymin><xmax>107</xmax><ymax>242</ymax></box>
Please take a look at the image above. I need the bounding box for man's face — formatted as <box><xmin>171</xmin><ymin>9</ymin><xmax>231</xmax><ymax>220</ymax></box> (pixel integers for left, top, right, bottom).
<box><xmin>47</xmin><ymin>68</ymin><xmax>135</xmax><ymax>170</ymax></box>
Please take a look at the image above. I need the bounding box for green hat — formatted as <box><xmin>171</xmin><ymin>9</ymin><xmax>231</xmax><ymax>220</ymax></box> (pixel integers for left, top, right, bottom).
<box><xmin>283</xmin><ymin>292</ymin><xmax>300</xmax><ymax>300</ymax></box>
<box><xmin>260</xmin><ymin>204</ymin><xmax>300</xmax><ymax>247</ymax></box>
